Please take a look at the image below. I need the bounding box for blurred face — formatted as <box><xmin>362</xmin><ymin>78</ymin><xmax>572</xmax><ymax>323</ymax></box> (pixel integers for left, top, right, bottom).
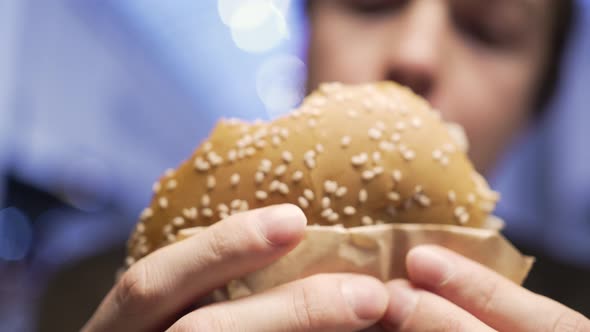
<box><xmin>306</xmin><ymin>0</ymin><xmax>554</xmax><ymax>173</ymax></box>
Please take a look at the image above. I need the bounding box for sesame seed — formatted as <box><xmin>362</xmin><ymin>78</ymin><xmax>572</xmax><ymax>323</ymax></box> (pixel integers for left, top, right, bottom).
<box><xmin>219</xmin><ymin>211</ymin><xmax>229</xmax><ymax>220</ymax></box>
<box><xmin>440</xmin><ymin>156</ymin><xmax>450</xmax><ymax>166</ymax></box>
<box><xmin>230</xmin><ymin>173</ymin><xmax>240</xmax><ymax>187</ymax></box>
<box><xmin>139</xmin><ymin>244</ymin><xmax>149</xmax><ymax>255</ymax></box>
<box><xmin>304</xmin><ymin>157</ymin><xmax>316</xmax><ymax>170</ymax></box>
<box><xmin>271</xmin><ymin>135</ymin><xmax>281</xmax><ymax>147</ymax></box>
<box><xmin>362</xmin><ymin>170</ymin><xmax>375</xmax><ymax>181</ymax></box>
<box><xmin>298</xmin><ymin>196</ymin><xmax>309</xmax><ymax>209</ymax></box>
<box><xmin>255</xmin><ymin>190</ymin><xmax>268</xmax><ymax>201</ymax></box>
<box><xmin>316</xmin><ymin>144</ymin><xmax>324</xmax><ymax>153</ymax></box>
<box><xmin>361</xmin><ymin>216</ymin><xmax>374</xmax><ymax>226</ymax></box>
<box><xmin>292</xmin><ymin>170</ymin><xmax>304</xmax><ymax>183</ymax></box>
<box><xmin>159</xmin><ymin>197</ymin><xmax>169</xmax><ymax>209</ymax></box>
<box><xmin>282</xmin><ymin>151</ymin><xmax>293</xmax><ymax>163</ymax></box>
<box><xmin>279</xmin><ymin>183</ymin><xmax>290</xmax><ymax>195</ymax></box>
<box><xmin>260</xmin><ymin>159</ymin><xmax>272</xmax><ymax>173</ymax></box>
<box><xmin>321</xmin><ymin>208</ymin><xmax>333</xmax><ymax>218</ymax></box>
<box><xmin>207</xmin><ymin>175</ymin><xmax>216</xmax><ymax>190</ymax></box>
<box><xmin>340</xmin><ymin>135</ymin><xmax>352</xmax><ymax>148</ymax></box>
<box><xmin>201</xmin><ymin>194</ymin><xmax>210</xmax><ymax>207</ymax></box>
<box><xmin>254</xmin><ymin>140</ymin><xmax>266</xmax><ymax>149</ymax></box>
<box><xmin>240</xmin><ymin>201</ymin><xmax>249</xmax><ymax>211</ymax></box>
<box><xmin>324</xmin><ymin>180</ymin><xmax>338</xmax><ymax>194</ymax></box>
<box><xmin>373</xmin><ymin>166</ymin><xmax>384</xmax><ymax>175</ymax></box>
<box><xmin>321</xmin><ymin>197</ymin><xmax>331</xmax><ymax>209</ymax></box>
<box><xmin>402</xmin><ymin>150</ymin><xmax>416</xmax><ymax>161</ymax></box>
<box><xmin>343</xmin><ymin>206</ymin><xmax>356</xmax><ymax>216</ymax></box>
<box><xmin>152</xmin><ymin>182</ymin><xmax>161</xmax><ymax>194</ymax></box>
<box><xmin>269</xmin><ymin>180</ymin><xmax>280</xmax><ymax>192</ymax></box>
<box><xmin>375</xmin><ymin>121</ymin><xmax>386</xmax><ymax>130</ymax></box>
<box><xmin>368</xmin><ymin>128</ymin><xmax>382</xmax><ymax>140</ymax></box>
<box><xmin>227</xmin><ymin>149</ymin><xmax>237</xmax><ymax>162</ymax></box>
<box><xmin>411</xmin><ymin>117</ymin><xmax>422</xmax><ymax>128</ymax></box>
<box><xmin>163</xmin><ymin>224</ymin><xmax>173</xmax><ymax>235</ymax></box>
<box><xmin>275</xmin><ymin>164</ymin><xmax>287</xmax><ymax>177</ymax></box>
<box><xmin>140</xmin><ymin>208</ymin><xmax>153</xmax><ymax>221</ymax></box>
<box><xmin>245</xmin><ymin>147</ymin><xmax>256</xmax><ymax>157</ymax></box>
<box><xmin>458</xmin><ymin>213</ymin><xmax>470</xmax><ymax>225</ymax></box>
<box><xmin>237</xmin><ymin>149</ymin><xmax>246</xmax><ymax>159</ymax></box>
<box><xmin>392</xmin><ymin>169</ymin><xmax>402</xmax><ymax>182</ymax></box>
<box><xmin>255</xmin><ymin>171</ymin><xmax>265</xmax><ymax>184</ymax></box>
<box><xmin>387</xmin><ymin>192</ymin><xmax>400</xmax><ymax>201</ymax></box>
<box><xmin>480</xmin><ymin>201</ymin><xmax>495</xmax><ymax>213</ymax></box>
<box><xmin>379</xmin><ymin>141</ymin><xmax>395</xmax><ymax>151</ymax></box>
<box><xmin>202</xmin><ymin>208</ymin><xmax>213</xmax><ymax>218</ymax></box>
<box><xmin>335</xmin><ymin>186</ymin><xmax>348</xmax><ymax>198</ymax></box>
<box><xmin>182</xmin><ymin>207</ymin><xmax>198</xmax><ymax>220</ymax></box>
<box><xmin>303</xmin><ymin>189</ymin><xmax>315</xmax><ymax>201</ymax></box>
<box><xmin>173</xmin><ymin>216</ymin><xmax>185</xmax><ymax>227</ymax></box>
<box><xmin>358</xmin><ymin>189</ymin><xmax>368</xmax><ymax>203</ymax></box>
<box><xmin>230</xmin><ymin>199</ymin><xmax>241</xmax><ymax>210</ymax></box>
<box><xmin>351</xmin><ymin>153</ymin><xmax>368</xmax><ymax>167</ymax></box>
<box><xmin>304</xmin><ymin>150</ymin><xmax>316</xmax><ymax>159</ymax></box>
<box><xmin>443</xmin><ymin>143</ymin><xmax>456</xmax><ymax>153</ymax></box>
<box><xmin>391</xmin><ymin>133</ymin><xmax>401</xmax><ymax>142</ymax></box>
<box><xmin>217</xmin><ymin>203</ymin><xmax>229</xmax><ymax>213</ymax></box>
<box><xmin>448</xmin><ymin>190</ymin><xmax>457</xmax><ymax>203</ymax></box>
<box><xmin>416</xmin><ymin>194</ymin><xmax>431</xmax><ymax>207</ymax></box>
<box><xmin>164</xmin><ymin>168</ymin><xmax>175</xmax><ymax>177</ymax></box>
<box><xmin>396</xmin><ymin>122</ymin><xmax>406</xmax><ymax>131</ymax></box>
<box><xmin>372</xmin><ymin>151</ymin><xmax>382</xmax><ymax>162</ymax></box>
<box><xmin>432</xmin><ymin>149</ymin><xmax>443</xmax><ymax>160</ymax></box>
<box><xmin>280</xmin><ymin>128</ymin><xmax>289</xmax><ymax>139</ymax></box>
<box><xmin>328</xmin><ymin>212</ymin><xmax>339</xmax><ymax>222</ymax></box>
<box><xmin>347</xmin><ymin>110</ymin><xmax>358</xmax><ymax>118</ymax></box>
<box><xmin>454</xmin><ymin>206</ymin><xmax>466</xmax><ymax>217</ymax></box>
<box><xmin>194</xmin><ymin>157</ymin><xmax>210</xmax><ymax>172</ymax></box>
<box><xmin>307</xmin><ymin>119</ymin><xmax>317</xmax><ymax>128</ymax></box>
<box><xmin>136</xmin><ymin>223</ymin><xmax>146</xmax><ymax>233</ymax></box>
<box><xmin>467</xmin><ymin>193</ymin><xmax>476</xmax><ymax>204</ymax></box>
<box><xmin>271</xmin><ymin>126</ymin><xmax>280</xmax><ymax>134</ymax></box>
<box><xmin>125</xmin><ymin>256</ymin><xmax>136</xmax><ymax>267</ymax></box>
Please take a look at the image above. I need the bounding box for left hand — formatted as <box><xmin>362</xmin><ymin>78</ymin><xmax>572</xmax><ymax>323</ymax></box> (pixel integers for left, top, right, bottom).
<box><xmin>378</xmin><ymin>245</ymin><xmax>590</xmax><ymax>331</ymax></box>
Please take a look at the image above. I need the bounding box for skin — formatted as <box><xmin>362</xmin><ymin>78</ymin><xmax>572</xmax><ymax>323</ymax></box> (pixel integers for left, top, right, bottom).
<box><xmin>85</xmin><ymin>1</ymin><xmax>590</xmax><ymax>330</ymax></box>
<box><xmin>306</xmin><ymin>0</ymin><xmax>552</xmax><ymax>173</ymax></box>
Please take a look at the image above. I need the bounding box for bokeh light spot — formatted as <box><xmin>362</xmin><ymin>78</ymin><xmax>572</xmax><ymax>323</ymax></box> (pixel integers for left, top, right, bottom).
<box><xmin>256</xmin><ymin>54</ymin><xmax>306</xmax><ymax>119</ymax></box>
<box><xmin>0</xmin><ymin>208</ymin><xmax>33</xmax><ymax>261</ymax></box>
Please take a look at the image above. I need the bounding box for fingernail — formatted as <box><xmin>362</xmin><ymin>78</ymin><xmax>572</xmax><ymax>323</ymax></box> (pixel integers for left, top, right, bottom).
<box><xmin>408</xmin><ymin>246</ymin><xmax>454</xmax><ymax>287</ymax></box>
<box><xmin>341</xmin><ymin>277</ymin><xmax>388</xmax><ymax>320</ymax></box>
<box><xmin>258</xmin><ymin>204</ymin><xmax>307</xmax><ymax>246</ymax></box>
<box><xmin>383</xmin><ymin>282</ymin><xmax>419</xmax><ymax>328</ymax></box>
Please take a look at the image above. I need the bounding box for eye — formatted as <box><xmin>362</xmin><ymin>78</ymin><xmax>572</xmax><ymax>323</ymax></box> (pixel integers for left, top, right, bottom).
<box><xmin>344</xmin><ymin>0</ymin><xmax>406</xmax><ymax>16</ymax></box>
<box><xmin>453</xmin><ymin>13</ymin><xmax>519</xmax><ymax>49</ymax></box>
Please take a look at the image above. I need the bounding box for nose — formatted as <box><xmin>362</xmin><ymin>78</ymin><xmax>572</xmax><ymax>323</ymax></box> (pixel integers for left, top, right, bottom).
<box><xmin>385</xmin><ymin>1</ymin><xmax>447</xmax><ymax>100</ymax></box>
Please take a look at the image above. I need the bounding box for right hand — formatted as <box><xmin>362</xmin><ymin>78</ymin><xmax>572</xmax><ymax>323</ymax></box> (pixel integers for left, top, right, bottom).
<box><xmin>82</xmin><ymin>204</ymin><xmax>389</xmax><ymax>332</ymax></box>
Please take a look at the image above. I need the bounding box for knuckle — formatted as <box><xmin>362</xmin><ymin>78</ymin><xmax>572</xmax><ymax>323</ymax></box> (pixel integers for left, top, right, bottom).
<box><xmin>114</xmin><ymin>263</ymin><xmax>158</xmax><ymax>314</ymax></box>
<box><xmin>550</xmin><ymin>310</ymin><xmax>590</xmax><ymax>332</ymax></box>
<box><xmin>472</xmin><ymin>274</ymin><xmax>500</xmax><ymax>316</ymax></box>
<box><xmin>290</xmin><ymin>275</ymin><xmax>335</xmax><ymax>330</ymax></box>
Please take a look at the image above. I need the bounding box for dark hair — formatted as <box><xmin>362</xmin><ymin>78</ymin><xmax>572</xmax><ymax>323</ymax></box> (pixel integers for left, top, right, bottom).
<box><xmin>535</xmin><ymin>0</ymin><xmax>576</xmax><ymax>114</ymax></box>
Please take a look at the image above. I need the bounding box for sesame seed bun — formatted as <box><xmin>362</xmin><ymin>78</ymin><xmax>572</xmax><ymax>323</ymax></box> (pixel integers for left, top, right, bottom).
<box><xmin>127</xmin><ymin>81</ymin><xmax>499</xmax><ymax>264</ymax></box>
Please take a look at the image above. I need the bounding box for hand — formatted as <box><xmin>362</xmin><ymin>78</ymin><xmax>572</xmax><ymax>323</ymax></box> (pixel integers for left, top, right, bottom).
<box><xmin>82</xmin><ymin>204</ymin><xmax>389</xmax><ymax>332</ymax></box>
<box><xmin>379</xmin><ymin>245</ymin><xmax>590</xmax><ymax>331</ymax></box>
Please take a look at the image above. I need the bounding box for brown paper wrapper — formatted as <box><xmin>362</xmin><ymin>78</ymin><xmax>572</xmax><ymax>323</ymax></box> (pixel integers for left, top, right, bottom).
<box><xmin>176</xmin><ymin>217</ymin><xmax>533</xmax><ymax>301</ymax></box>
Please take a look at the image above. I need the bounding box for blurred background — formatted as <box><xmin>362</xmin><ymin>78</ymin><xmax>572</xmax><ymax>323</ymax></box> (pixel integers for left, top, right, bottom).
<box><xmin>0</xmin><ymin>0</ymin><xmax>589</xmax><ymax>331</ymax></box>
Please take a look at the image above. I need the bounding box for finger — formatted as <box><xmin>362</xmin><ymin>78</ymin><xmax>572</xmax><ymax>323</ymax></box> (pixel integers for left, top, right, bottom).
<box><xmin>380</xmin><ymin>279</ymin><xmax>495</xmax><ymax>332</ymax></box>
<box><xmin>406</xmin><ymin>245</ymin><xmax>590</xmax><ymax>332</ymax></box>
<box><xmin>83</xmin><ymin>204</ymin><xmax>307</xmax><ymax>332</ymax></box>
<box><xmin>168</xmin><ymin>274</ymin><xmax>389</xmax><ymax>332</ymax></box>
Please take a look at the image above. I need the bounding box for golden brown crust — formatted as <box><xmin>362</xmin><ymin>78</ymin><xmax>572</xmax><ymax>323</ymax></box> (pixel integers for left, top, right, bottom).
<box><xmin>126</xmin><ymin>81</ymin><xmax>499</xmax><ymax>265</ymax></box>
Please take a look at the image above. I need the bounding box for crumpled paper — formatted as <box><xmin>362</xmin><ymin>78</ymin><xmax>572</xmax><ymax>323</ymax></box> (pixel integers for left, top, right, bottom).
<box><xmin>176</xmin><ymin>217</ymin><xmax>533</xmax><ymax>301</ymax></box>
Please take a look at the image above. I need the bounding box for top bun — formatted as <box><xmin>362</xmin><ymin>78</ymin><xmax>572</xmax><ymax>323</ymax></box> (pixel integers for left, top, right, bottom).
<box><xmin>127</xmin><ymin>81</ymin><xmax>499</xmax><ymax>264</ymax></box>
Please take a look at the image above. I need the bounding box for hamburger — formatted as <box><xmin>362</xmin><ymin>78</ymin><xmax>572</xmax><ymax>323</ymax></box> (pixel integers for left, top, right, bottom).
<box><xmin>126</xmin><ymin>81</ymin><xmax>500</xmax><ymax>267</ymax></box>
